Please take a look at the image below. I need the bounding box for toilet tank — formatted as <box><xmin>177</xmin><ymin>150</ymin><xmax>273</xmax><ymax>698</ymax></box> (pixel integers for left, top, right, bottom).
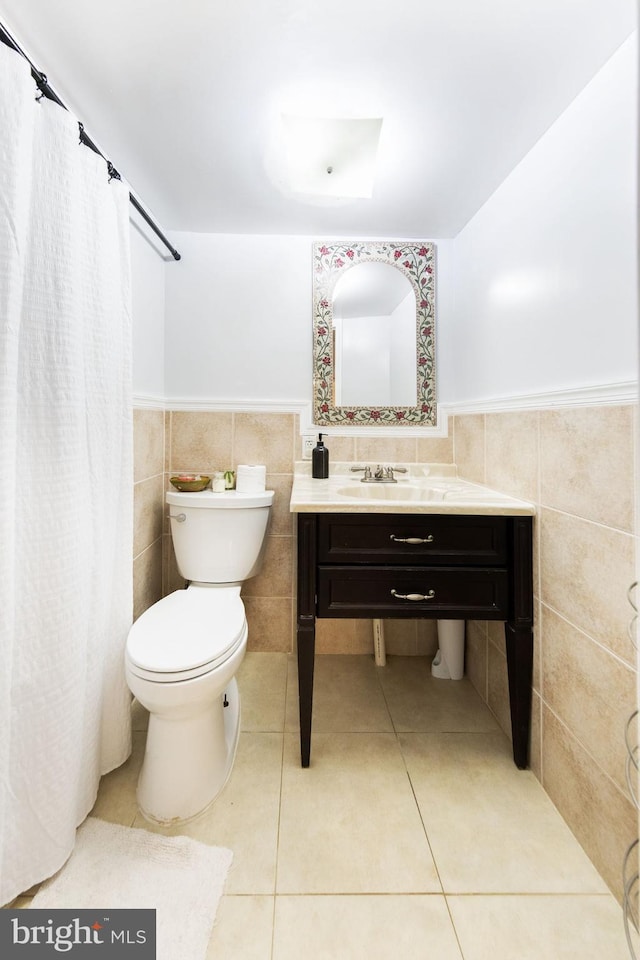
<box><xmin>166</xmin><ymin>489</ymin><xmax>274</xmax><ymax>583</ymax></box>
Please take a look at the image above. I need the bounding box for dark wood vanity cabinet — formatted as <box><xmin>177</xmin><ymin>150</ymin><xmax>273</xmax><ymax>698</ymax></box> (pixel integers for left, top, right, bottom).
<box><xmin>296</xmin><ymin>511</ymin><xmax>534</xmax><ymax>770</ymax></box>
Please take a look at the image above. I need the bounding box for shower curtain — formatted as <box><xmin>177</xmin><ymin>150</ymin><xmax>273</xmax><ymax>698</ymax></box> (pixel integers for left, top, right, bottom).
<box><xmin>0</xmin><ymin>43</ymin><xmax>132</xmax><ymax>904</ymax></box>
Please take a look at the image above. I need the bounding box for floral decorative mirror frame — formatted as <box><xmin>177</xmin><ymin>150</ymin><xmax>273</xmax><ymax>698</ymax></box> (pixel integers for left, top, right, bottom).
<box><xmin>312</xmin><ymin>240</ymin><xmax>436</xmax><ymax>427</ymax></box>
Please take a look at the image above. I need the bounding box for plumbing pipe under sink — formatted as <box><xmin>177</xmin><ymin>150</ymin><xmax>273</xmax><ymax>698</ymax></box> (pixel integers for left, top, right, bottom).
<box><xmin>372</xmin><ymin>618</ymin><xmax>465</xmax><ymax>678</ymax></box>
<box><xmin>373</xmin><ymin>619</ymin><xmax>386</xmax><ymax>666</ymax></box>
<box><xmin>432</xmin><ymin>620</ymin><xmax>465</xmax><ymax>679</ymax></box>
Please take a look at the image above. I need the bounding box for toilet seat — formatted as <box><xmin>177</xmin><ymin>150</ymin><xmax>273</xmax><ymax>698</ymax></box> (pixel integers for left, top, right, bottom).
<box><xmin>126</xmin><ymin>586</ymin><xmax>247</xmax><ymax>683</ymax></box>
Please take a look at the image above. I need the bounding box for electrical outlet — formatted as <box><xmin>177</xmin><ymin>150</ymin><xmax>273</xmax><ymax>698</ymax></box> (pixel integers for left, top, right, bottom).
<box><xmin>302</xmin><ymin>435</ymin><xmax>316</xmax><ymax>460</ymax></box>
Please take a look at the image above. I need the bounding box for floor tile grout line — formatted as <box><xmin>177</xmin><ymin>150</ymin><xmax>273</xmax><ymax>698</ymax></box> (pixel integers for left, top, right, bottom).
<box><xmin>270</xmin><ymin>660</ymin><xmax>290</xmax><ymax>960</ymax></box>
<box><xmin>374</xmin><ymin>660</ymin><xmax>452</xmax><ymax>900</ymax></box>
<box><xmin>222</xmin><ymin>889</ymin><xmax>622</xmax><ymax>899</ymax></box>
<box><xmin>373</xmin><ymin>657</ymin><xmax>397</xmax><ymax>734</ymax></box>
<box><xmin>442</xmin><ymin>893</ymin><xmax>468</xmax><ymax>960</ymax></box>
<box><xmin>400</xmin><ymin>745</ymin><xmax>447</xmax><ymax>898</ymax></box>
<box><xmin>271</xmin><ymin>887</ymin><xmax>458</xmax><ymax>899</ymax></box>
<box><xmin>443</xmin><ymin>891</ymin><xmax>624</xmax><ymax>898</ymax></box>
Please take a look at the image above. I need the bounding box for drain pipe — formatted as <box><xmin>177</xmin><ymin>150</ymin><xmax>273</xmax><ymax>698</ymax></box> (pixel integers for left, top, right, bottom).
<box><xmin>372</xmin><ymin>619</ymin><xmax>386</xmax><ymax>666</ymax></box>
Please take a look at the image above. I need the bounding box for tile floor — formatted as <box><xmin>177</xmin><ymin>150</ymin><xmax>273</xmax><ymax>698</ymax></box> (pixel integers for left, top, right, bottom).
<box><xmin>16</xmin><ymin>654</ymin><xmax>638</xmax><ymax>958</ymax></box>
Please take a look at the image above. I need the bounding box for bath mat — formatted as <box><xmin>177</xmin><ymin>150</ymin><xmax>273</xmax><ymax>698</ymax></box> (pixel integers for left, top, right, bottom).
<box><xmin>30</xmin><ymin>817</ymin><xmax>233</xmax><ymax>959</ymax></box>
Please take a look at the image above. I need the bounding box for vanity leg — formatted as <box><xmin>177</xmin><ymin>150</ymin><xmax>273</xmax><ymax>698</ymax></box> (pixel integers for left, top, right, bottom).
<box><xmin>505</xmin><ymin>621</ymin><xmax>533</xmax><ymax>769</ymax></box>
<box><xmin>296</xmin><ymin>513</ymin><xmax>318</xmax><ymax>767</ymax></box>
<box><xmin>297</xmin><ymin>622</ymin><xmax>316</xmax><ymax>767</ymax></box>
<box><xmin>505</xmin><ymin>515</ymin><xmax>534</xmax><ymax>769</ymax></box>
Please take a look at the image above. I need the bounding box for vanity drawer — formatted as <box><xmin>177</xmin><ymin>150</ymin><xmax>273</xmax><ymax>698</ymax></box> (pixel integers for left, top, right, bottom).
<box><xmin>317</xmin><ymin>565</ymin><xmax>509</xmax><ymax>618</ymax></box>
<box><xmin>317</xmin><ymin>513</ymin><xmax>507</xmax><ymax>565</ymax></box>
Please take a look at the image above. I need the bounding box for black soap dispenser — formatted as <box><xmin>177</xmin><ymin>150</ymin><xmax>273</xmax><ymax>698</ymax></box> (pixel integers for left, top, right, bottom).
<box><xmin>312</xmin><ymin>433</ymin><xmax>329</xmax><ymax>479</ymax></box>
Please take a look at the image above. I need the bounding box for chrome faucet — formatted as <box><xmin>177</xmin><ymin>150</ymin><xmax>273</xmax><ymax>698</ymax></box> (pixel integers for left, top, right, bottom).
<box><xmin>350</xmin><ymin>464</ymin><xmax>408</xmax><ymax>483</ymax></box>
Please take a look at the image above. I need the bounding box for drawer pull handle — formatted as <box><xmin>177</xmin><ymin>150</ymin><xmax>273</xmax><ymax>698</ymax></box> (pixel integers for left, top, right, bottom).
<box><xmin>390</xmin><ymin>534</ymin><xmax>434</xmax><ymax>545</ymax></box>
<box><xmin>390</xmin><ymin>589</ymin><xmax>436</xmax><ymax>602</ymax></box>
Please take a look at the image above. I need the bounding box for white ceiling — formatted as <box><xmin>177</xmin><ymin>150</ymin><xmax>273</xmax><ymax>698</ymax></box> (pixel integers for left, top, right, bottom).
<box><xmin>0</xmin><ymin>0</ymin><xmax>636</xmax><ymax>239</ymax></box>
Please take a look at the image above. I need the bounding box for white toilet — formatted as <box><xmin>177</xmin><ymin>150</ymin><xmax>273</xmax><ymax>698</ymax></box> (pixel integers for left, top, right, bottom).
<box><xmin>125</xmin><ymin>487</ymin><xmax>274</xmax><ymax>824</ymax></box>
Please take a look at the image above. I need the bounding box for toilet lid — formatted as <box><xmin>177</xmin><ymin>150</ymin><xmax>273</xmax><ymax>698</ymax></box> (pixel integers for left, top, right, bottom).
<box><xmin>126</xmin><ymin>587</ymin><xmax>246</xmax><ymax>679</ymax></box>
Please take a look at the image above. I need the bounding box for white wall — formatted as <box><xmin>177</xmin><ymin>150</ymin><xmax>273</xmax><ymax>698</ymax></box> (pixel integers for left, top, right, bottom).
<box><xmin>164</xmin><ymin>233</ymin><xmax>457</xmax><ymax>408</ymax></box>
<box><xmin>164</xmin><ymin>233</ymin><xmax>310</xmax><ymax>404</ymax></box>
<box><xmin>450</xmin><ymin>35</ymin><xmax>637</xmax><ymax>404</ymax></box>
<box><xmin>130</xmin><ymin>222</ymin><xmax>166</xmax><ymax>402</ymax></box>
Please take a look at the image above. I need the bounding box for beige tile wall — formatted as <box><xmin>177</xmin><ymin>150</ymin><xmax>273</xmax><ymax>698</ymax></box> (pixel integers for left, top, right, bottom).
<box><xmin>133</xmin><ymin>408</ymin><xmax>165</xmax><ymax>620</ymax></box>
<box><xmin>161</xmin><ymin>411</ymin><xmax>298</xmax><ymax>652</ymax></box>
<box><xmin>454</xmin><ymin>403</ymin><xmax>638</xmax><ymax>901</ymax></box>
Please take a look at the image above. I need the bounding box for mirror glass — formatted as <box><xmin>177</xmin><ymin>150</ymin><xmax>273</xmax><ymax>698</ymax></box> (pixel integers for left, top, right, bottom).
<box><xmin>313</xmin><ymin>240</ymin><xmax>436</xmax><ymax>426</ymax></box>
<box><xmin>333</xmin><ymin>262</ymin><xmax>416</xmax><ymax>406</ymax></box>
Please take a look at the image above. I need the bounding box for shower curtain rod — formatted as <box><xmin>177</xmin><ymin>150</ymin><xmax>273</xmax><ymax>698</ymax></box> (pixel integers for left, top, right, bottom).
<box><xmin>0</xmin><ymin>21</ymin><xmax>181</xmax><ymax>262</ymax></box>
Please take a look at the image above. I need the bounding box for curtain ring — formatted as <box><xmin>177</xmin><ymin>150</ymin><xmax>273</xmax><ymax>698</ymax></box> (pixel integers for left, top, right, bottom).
<box><xmin>34</xmin><ymin>73</ymin><xmax>47</xmax><ymax>102</ymax></box>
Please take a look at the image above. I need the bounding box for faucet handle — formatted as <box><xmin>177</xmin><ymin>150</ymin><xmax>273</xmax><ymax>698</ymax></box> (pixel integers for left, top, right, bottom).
<box><xmin>351</xmin><ymin>465</ymin><xmax>373</xmax><ymax>481</ymax></box>
<box><xmin>383</xmin><ymin>465</ymin><xmax>407</xmax><ymax>481</ymax></box>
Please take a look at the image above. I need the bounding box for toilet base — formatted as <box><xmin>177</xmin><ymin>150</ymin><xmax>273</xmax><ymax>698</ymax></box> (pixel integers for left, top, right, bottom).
<box><xmin>136</xmin><ymin>676</ymin><xmax>242</xmax><ymax>825</ymax></box>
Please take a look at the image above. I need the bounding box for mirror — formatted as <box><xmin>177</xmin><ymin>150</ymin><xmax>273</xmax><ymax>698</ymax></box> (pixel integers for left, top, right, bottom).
<box><xmin>333</xmin><ymin>262</ymin><xmax>416</xmax><ymax>406</ymax></box>
<box><xmin>312</xmin><ymin>240</ymin><xmax>436</xmax><ymax>427</ymax></box>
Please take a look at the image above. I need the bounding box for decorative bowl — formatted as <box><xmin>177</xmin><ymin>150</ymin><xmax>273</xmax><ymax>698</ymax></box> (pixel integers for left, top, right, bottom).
<box><xmin>169</xmin><ymin>475</ymin><xmax>211</xmax><ymax>492</ymax></box>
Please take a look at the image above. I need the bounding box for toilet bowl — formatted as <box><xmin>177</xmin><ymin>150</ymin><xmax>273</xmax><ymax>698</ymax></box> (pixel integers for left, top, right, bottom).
<box><xmin>125</xmin><ymin>487</ymin><xmax>273</xmax><ymax>824</ymax></box>
<box><xmin>125</xmin><ymin>585</ymin><xmax>247</xmax><ymax>823</ymax></box>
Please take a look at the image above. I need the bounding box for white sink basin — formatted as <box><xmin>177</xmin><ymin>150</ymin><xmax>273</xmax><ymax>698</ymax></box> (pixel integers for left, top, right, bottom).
<box><xmin>335</xmin><ymin>481</ymin><xmax>517</xmax><ymax>504</ymax></box>
<box><xmin>289</xmin><ymin>462</ymin><xmax>536</xmax><ymax>516</ymax></box>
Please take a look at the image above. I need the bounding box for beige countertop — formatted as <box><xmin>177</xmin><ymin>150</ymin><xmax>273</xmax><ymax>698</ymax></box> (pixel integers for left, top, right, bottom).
<box><xmin>289</xmin><ymin>462</ymin><xmax>536</xmax><ymax>515</ymax></box>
